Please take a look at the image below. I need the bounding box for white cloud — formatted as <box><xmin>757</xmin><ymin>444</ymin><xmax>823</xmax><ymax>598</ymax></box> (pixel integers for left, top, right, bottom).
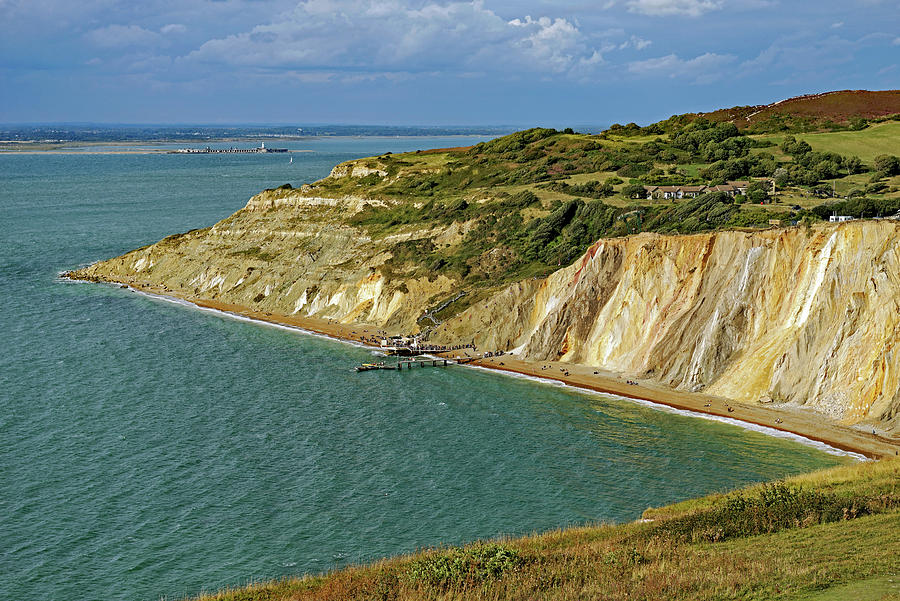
<box><xmin>619</xmin><ymin>35</ymin><xmax>652</xmax><ymax>50</ymax></box>
<box><xmin>625</xmin><ymin>0</ymin><xmax>722</xmax><ymax>17</ymax></box>
<box><xmin>893</xmin><ymin>37</ymin><xmax>900</xmax><ymax>45</ymax></box>
<box><xmin>627</xmin><ymin>52</ymin><xmax>735</xmax><ymax>82</ymax></box>
<box><xmin>183</xmin><ymin>0</ymin><xmax>603</xmax><ymax>78</ymax></box>
<box><xmin>831</xmin><ymin>21</ymin><xmax>844</xmax><ymax>28</ymax></box>
<box><xmin>85</xmin><ymin>24</ymin><xmax>162</xmax><ymax>48</ymax></box>
<box><xmin>160</xmin><ymin>23</ymin><xmax>186</xmax><ymax>35</ymax></box>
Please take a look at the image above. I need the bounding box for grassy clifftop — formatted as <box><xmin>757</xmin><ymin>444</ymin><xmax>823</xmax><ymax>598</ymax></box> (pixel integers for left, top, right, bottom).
<box><xmin>192</xmin><ymin>459</ymin><xmax>899</xmax><ymax>601</ymax></box>
<box><xmin>295</xmin><ymin>105</ymin><xmax>900</xmax><ymax>293</ymax></box>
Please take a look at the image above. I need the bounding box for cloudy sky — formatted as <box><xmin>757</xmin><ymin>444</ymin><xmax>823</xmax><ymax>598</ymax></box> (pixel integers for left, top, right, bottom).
<box><xmin>1</xmin><ymin>0</ymin><xmax>897</xmax><ymax>126</ymax></box>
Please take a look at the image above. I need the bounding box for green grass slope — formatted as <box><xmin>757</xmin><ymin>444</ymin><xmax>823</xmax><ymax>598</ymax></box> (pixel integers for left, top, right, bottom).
<box><xmin>764</xmin><ymin>121</ymin><xmax>900</xmax><ymax>163</ymax></box>
<box><xmin>299</xmin><ymin>110</ymin><xmax>899</xmax><ymax>300</ymax></box>
<box><xmin>189</xmin><ymin>459</ymin><xmax>899</xmax><ymax>601</ymax></box>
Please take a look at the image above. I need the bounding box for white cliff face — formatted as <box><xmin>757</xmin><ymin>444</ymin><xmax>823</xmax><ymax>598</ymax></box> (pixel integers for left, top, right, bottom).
<box><xmin>436</xmin><ymin>222</ymin><xmax>900</xmax><ymax>431</ymax></box>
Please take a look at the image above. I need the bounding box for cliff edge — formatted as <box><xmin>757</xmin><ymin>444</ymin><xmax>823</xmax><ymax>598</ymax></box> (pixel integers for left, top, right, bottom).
<box><xmin>71</xmin><ymin>187</ymin><xmax>900</xmax><ymax>432</ymax></box>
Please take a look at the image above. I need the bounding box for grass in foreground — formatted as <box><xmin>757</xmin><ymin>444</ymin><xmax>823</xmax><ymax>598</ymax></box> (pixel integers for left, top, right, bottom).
<box><xmin>190</xmin><ymin>459</ymin><xmax>899</xmax><ymax>601</ymax></box>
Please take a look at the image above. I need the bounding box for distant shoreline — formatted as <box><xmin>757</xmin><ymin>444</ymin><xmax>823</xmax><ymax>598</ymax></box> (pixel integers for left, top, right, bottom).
<box><xmin>0</xmin><ymin>134</ymin><xmax>497</xmax><ymax>155</ymax></box>
<box><xmin>64</xmin><ymin>274</ymin><xmax>900</xmax><ymax>461</ymax></box>
<box><xmin>0</xmin><ymin>149</ymin><xmax>317</xmax><ymax>155</ymax></box>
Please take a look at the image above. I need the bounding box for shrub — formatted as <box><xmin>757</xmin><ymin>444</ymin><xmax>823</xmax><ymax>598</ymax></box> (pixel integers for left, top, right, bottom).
<box><xmin>652</xmin><ymin>482</ymin><xmax>899</xmax><ymax>544</ymax></box>
<box><xmin>617</xmin><ymin>163</ymin><xmax>650</xmax><ymax>178</ymax></box>
<box><xmin>404</xmin><ymin>543</ymin><xmax>524</xmax><ymax>588</ymax></box>
<box><xmin>813</xmin><ymin>197</ymin><xmax>900</xmax><ymax>219</ymax></box>
<box><xmin>873</xmin><ymin>154</ymin><xmax>900</xmax><ymax>176</ymax></box>
<box><xmin>503</xmin><ymin>189</ymin><xmax>540</xmax><ymax>208</ymax></box>
<box><xmin>622</xmin><ymin>183</ymin><xmax>646</xmax><ymax>199</ymax></box>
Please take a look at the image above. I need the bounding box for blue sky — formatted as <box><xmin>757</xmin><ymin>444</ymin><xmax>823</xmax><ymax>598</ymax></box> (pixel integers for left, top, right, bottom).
<box><xmin>1</xmin><ymin>0</ymin><xmax>897</xmax><ymax>126</ymax></box>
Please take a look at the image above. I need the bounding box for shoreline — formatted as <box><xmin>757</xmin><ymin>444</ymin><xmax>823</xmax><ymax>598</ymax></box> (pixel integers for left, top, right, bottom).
<box><xmin>0</xmin><ymin>148</ymin><xmax>318</xmax><ymax>156</ymax></box>
<box><xmin>72</xmin><ymin>277</ymin><xmax>900</xmax><ymax>461</ymax></box>
<box><xmin>0</xmin><ymin>134</ymin><xmax>499</xmax><ymax>155</ymax></box>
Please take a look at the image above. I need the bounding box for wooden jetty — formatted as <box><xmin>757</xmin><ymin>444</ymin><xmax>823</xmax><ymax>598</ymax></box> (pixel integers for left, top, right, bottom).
<box><xmin>355</xmin><ymin>358</ymin><xmax>453</xmax><ymax>372</ymax></box>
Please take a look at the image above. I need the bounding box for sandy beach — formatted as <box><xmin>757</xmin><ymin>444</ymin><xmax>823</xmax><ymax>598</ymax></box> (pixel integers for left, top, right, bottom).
<box><xmin>120</xmin><ymin>283</ymin><xmax>900</xmax><ymax>460</ymax></box>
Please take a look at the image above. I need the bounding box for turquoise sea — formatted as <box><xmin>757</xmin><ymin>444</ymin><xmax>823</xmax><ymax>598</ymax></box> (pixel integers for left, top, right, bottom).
<box><xmin>1</xmin><ymin>138</ymin><xmax>850</xmax><ymax>601</ymax></box>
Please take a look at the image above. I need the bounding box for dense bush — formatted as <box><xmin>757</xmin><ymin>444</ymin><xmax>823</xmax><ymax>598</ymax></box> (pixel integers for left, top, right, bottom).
<box><xmin>670</xmin><ymin>120</ymin><xmax>742</xmax><ymax>157</ymax></box>
<box><xmin>812</xmin><ymin>197</ymin><xmax>900</xmax><ymax>219</ymax></box>
<box><xmin>617</xmin><ymin>163</ymin><xmax>651</xmax><ymax>178</ymax></box>
<box><xmin>642</xmin><ymin>192</ymin><xmax>736</xmax><ymax>233</ymax></box>
<box><xmin>653</xmin><ymin>482</ymin><xmax>900</xmax><ymax>544</ymax></box>
<box><xmin>622</xmin><ymin>183</ymin><xmax>647</xmax><ymax>199</ymax></box>
<box><xmin>500</xmin><ymin>189</ymin><xmax>541</xmax><ymax>208</ymax></box>
<box><xmin>469</xmin><ymin>128</ymin><xmax>558</xmax><ymax>155</ymax></box>
<box><xmin>873</xmin><ymin>154</ymin><xmax>900</xmax><ymax>176</ymax></box>
<box><xmin>404</xmin><ymin>544</ymin><xmax>525</xmax><ymax>588</ymax></box>
<box><xmin>541</xmin><ymin>179</ymin><xmax>615</xmax><ymax>198</ymax></box>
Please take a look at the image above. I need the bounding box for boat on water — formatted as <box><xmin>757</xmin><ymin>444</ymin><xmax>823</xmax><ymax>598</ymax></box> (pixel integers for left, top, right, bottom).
<box><xmin>355</xmin><ymin>362</ymin><xmax>397</xmax><ymax>372</ymax></box>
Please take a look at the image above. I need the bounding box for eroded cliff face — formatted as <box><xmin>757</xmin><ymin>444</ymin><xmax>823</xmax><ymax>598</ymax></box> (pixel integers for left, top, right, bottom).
<box><xmin>72</xmin><ymin>187</ymin><xmax>459</xmax><ymax>333</ymax></box>
<box><xmin>435</xmin><ymin>222</ymin><xmax>900</xmax><ymax>431</ymax></box>
<box><xmin>72</xmin><ymin>185</ymin><xmax>900</xmax><ymax>431</ymax></box>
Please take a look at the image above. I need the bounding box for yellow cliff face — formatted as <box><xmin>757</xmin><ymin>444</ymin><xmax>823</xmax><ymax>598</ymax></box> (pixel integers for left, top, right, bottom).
<box><xmin>435</xmin><ymin>221</ymin><xmax>900</xmax><ymax>431</ymax></box>
<box><xmin>71</xmin><ymin>183</ymin><xmax>900</xmax><ymax>432</ymax></box>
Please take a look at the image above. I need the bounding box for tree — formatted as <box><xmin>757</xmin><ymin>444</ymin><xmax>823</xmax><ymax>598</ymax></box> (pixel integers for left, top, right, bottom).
<box><xmin>873</xmin><ymin>154</ymin><xmax>900</xmax><ymax>176</ymax></box>
<box><xmin>845</xmin><ymin>156</ymin><xmax>864</xmax><ymax>174</ymax></box>
<box><xmin>746</xmin><ymin>180</ymin><xmax>771</xmax><ymax>204</ymax></box>
<box><xmin>773</xmin><ymin>167</ymin><xmax>790</xmax><ymax>188</ymax></box>
<box><xmin>596</xmin><ymin>181</ymin><xmax>615</xmax><ymax>197</ymax></box>
<box><xmin>780</xmin><ymin>136</ymin><xmax>812</xmax><ymax>157</ymax></box>
<box><xmin>622</xmin><ymin>183</ymin><xmax>646</xmax><ymax>199</ymax></box>
<box><xmin>813</xmin><ymin>160</ymin><xmax>839</xmax><ymax>181</ymax></box>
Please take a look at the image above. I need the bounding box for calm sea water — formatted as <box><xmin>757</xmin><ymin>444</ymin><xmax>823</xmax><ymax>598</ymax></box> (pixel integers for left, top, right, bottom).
<box><xmin>0</xmin><ymin>138</ymin><xmax>849</xmax><ymax>601</ymax></box>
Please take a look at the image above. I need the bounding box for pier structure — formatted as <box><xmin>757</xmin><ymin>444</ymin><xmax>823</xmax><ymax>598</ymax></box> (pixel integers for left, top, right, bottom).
<box><xmin>355</xmin><ymin>358</ymin><xmax>452</xmax><ymax>372</ymax></box>
<box><xmin>169</xmin><ymin>142</ymin><xmax>288</xmax><ymax>154</ymax></box>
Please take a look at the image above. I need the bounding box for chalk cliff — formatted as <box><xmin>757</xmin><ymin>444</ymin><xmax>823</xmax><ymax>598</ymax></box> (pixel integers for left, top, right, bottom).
<box><xmin>71</xmin><ymin>186</ymin><xmax>900</xmax><ymax>432</ymax></box>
